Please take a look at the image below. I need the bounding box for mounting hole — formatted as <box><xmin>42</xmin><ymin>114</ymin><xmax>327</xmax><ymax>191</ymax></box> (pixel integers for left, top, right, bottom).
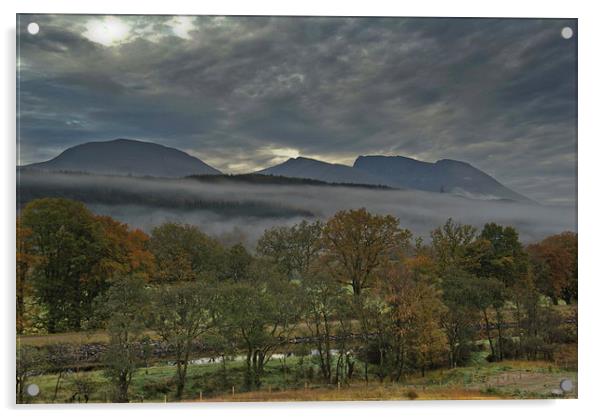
<box><xmin>560</xmin><ymin>378</ymin><xmax>573</xmax><ymax>392</ymax></box>
<box><xmin>27</xmin><ymin>22</ymin><xmax>40</xmax><ymax>35</ymax></box>
<box><xmin>561</xmin><ymin>27</ymin><xmax>573</xmax><ymax>39</ymax></box>
<box><xmin>26</xmin><ymin>383</ymin><xmax>40</xmax><ymax>396</ymax></box>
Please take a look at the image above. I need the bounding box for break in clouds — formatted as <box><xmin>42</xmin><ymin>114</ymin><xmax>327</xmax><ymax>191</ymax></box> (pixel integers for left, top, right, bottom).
<box><xmin>18</xmin><ymin>171</ymin><xmax>576</xmax><ymax>247</ymax></box>
<box><xmin>17</xmin><ymin>15</ymin><xmax>577</xmax><ymax>206</ymax></box>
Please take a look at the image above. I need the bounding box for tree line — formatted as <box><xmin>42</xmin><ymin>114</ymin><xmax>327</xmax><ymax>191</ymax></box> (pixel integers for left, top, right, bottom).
<box><xmin>16</xmin><ymin>198</ymin><xmax>577</xmax><ymax>402</ymax></box>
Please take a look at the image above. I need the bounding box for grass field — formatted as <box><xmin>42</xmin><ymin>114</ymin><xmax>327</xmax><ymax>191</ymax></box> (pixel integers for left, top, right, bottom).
<box><xmin>23</xmin><ymin>345</ymin><xmax>577</xmax><ymax>403</ymax></box>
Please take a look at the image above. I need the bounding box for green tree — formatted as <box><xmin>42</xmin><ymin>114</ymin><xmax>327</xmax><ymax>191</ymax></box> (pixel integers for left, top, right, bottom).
<box><xmin>430</xmin><ymin>220</ymin><xmax>482</xmax><ymax>367</ymax></box>
<box><xmin>439</xmin><ymin>270</ymin><xmax>480</xmax><ymax>368</ymax></box>
<box><xmin>257</xmin><ymin>220</ymin><xmax>323</xmax><ymax>279</ymax></box>
<box><xmin>97</xmin><ymin>276</ymin><xmax>149</xmax><ymax>403</ymax></box>
<box><xmin>431</xmin><ymin>218</ymin><xmax>477</xmax><ymax>274</ymax></box>
<box><xmin>16</xmin><ymin>345</ymin><xmax>45</xmax><ymax>404</ymax></box>
<box><xmin>217</xmin><ymin>272</ymin><xmax>302</xmax><ymax>389</ymax></box>
<box><xmin>152</xmin><ymin>282</ymin><xmax>215</xmax><ymax>399</ymax></box>
<box><xmin>477</xmin><ymin>223</ymin><xmax>528</xmax><ymax>289</ymax></box>
<box><xmin>474</xmin><ymin>223</ymin><xmax>528</xmax><ymax>360</ymax></box>
<box><xmin>20</xmin><ymin>198</ymin><xmax>106</xmax><ymax>332</ymax></box>
<box><xmin>16</xmin><ymin>218</ymin><xmax>38</xmax><ymax>334</ymax></box>
<box><xmin>221</xmin><ymin>243</ymin><xmax>254</xmax><ymax>281</ymax></box>
<box><xmin>20</xmin><ymin>199</ymin><xmax>154</xmax><ymax>332</ymax></box>
<box><xmin>301</xmin><ymin>271</ymin><xmax>349</xmax><ymax>383</ymax></box>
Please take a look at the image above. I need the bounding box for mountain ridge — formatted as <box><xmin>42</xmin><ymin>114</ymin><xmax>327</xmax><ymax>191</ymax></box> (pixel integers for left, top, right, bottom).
<box><xmin>22</xmin><ymin>138</ymin><xmax>532</xmax><ymax>203</ymax></box>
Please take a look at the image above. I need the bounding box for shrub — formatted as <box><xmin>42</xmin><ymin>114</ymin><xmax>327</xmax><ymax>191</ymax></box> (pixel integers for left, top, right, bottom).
<box><xmin>141</xmin><ymin>379</ymin><xmax>172</xmax><ymax>399</ymax></box>
<box><xmin>405</xmin><ymin>389</ymin><xmax>419</xmax><ymax>400</ymax></box>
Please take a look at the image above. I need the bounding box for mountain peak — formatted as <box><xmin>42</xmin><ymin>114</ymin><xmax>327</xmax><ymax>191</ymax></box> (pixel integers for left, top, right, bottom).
<box><xmin>24</xmin><ymin>139</ymin><xmax>222</xmax><ymax>178</ymax></box>
<box><xmin>257</xmin><ymin>156</ymin><xmax>388</xmax><ymax>186</ymax></box>
<box><xmin>353</xmin><ymin>155</ymin><xmax>532</xmax><ymax>203</ymax></box>
<box><xmin>435</xmin><ymin>158</ymin><xmax>472</xmax><ymax>167</ymax></box>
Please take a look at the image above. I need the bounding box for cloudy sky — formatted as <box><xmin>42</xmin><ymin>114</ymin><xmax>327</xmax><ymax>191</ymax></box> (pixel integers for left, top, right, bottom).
<box><xmin>17</xmin><ymin>15</ymin><xmax>577</xmax><ymax>205</ymax></box>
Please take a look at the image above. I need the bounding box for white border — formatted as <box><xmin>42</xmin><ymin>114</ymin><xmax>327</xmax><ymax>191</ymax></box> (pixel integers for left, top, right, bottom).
<box><xmin>2</xmin><ymin>1</ymin><xmax>601</xmax><ymax>417</ymax></box>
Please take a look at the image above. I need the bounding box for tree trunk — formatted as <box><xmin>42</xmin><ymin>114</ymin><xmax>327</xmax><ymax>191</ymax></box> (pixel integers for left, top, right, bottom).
<box><xmin>245</xmin><ymin>348</ymin><xmax>253</xmax><ymax>389</ymax></box>
<box><xmin>16</xmin><ymin>375</ymin><xmax>24</xmax><ymax>404</ymax></box>
<box><xmin>16</xmin><ymin>293</ymin><xmax>24</xmax><ymax>335</ymax></box>
<box><xmin>482</xmin><ymin>309</ymin><xmax>496</xmax><ymax>361</ymax></box>
<box><xmin>175</xmin><ymin>344</ymin><xmax>191</xmax><ymax>399</ymax></box>
<box><xmin>53</xmin><ymin>371</ymin><xmax>63</xmax><ymax>402</ymax></box>
<box><xmin>114</xmin><ymin>372</ymin><xmax>130</xmax><ymax>403</ymax></box>
<box><xmin>495</xmin><ymin>308</ymin><xmax>504</xmax><ymax>361</ymax></box>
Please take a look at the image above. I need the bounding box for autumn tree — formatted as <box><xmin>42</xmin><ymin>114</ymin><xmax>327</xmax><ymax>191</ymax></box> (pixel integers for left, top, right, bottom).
<box><xmin>527</xmin><ymin>231</ymin><xmax>577</xmax><ymax>304</ymax></box>
<box><xmin>94</xmin><ymin>216</ymin><xmax>156</xmax><ymax>282</ymax></box>
<box><xmin>149</xmin><ymin>223</ymin><xmax>224</xmax><ymax>283</ymax></box>
<box><xmin>322</xmin><ymin>208</ymin><xmax>411</xmax><ymax>296</ymax></box>
<box><xmin>151</xmin><ymin>282</ymin><xmax>215</xmax><ymax>399</ymax></box>
<box><xmin>411</xmin><ymin>282</ymin><xmax>448</xmax><ymax>376</ymax></box>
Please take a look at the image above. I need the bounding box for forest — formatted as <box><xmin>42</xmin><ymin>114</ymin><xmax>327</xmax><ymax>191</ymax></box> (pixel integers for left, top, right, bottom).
<box><xmin>16</xmin><ymin>197</ymin><xmax>578</xmax><ymax>403</ymax></box>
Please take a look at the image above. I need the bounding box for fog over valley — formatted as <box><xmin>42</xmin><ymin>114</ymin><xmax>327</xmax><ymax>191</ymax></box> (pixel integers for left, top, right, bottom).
<box><xmin>18</xmin><ymin>170</ymin><xmax>576</xmax><ymax>247</ymax></box>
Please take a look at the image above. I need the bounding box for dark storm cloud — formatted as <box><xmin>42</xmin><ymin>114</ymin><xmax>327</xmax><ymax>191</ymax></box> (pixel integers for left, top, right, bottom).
<box><xmin>17</xmin><ymin>15</ymin><xmax>577</xmax><ymax>204</ymax></box>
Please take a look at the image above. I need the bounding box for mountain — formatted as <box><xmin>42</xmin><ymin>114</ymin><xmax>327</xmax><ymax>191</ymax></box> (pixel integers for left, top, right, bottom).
<box><xmin>24</xmin><ymin>138</ymin><xmax>221</xmax><ymax>177</ymax></box>
<box><xmin>256</xmin><ymin>156</ymin><xmax>389</xmax><ymax>186</ymax></box>
<box><xmin>353</xmin><ymin>155</ymin><xmax>532</xmax><ymax>203</ymax></box>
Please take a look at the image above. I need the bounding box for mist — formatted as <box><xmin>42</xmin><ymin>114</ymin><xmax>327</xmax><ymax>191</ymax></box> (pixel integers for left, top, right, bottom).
<box><xmin>18</xmin><ymin>170</ymin><xmax>576</xmax><ymax>247</ymax></box>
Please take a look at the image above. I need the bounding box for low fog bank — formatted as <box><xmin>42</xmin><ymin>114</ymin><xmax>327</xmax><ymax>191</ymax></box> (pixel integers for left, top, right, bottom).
<box><xmin>19</xmin><ymin>170</ymin><xmax>576</xmax><ymax>246</ymax></box>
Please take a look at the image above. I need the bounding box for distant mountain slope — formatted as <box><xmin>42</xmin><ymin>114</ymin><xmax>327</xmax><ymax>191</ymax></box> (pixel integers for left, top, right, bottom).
<box><xmin>24</xmin><ymin>138</ymin><xmax>221</xmax><ymax>178</ymax></box>
<box><xmin>353</xmin><ymin>155</ymin><xmax>532</xmax><ymax>203</ymax></box>
<box><xmin>256</xmin><ymin>157</ymin><xmax>389</xmax><ymax>186</ymax></box>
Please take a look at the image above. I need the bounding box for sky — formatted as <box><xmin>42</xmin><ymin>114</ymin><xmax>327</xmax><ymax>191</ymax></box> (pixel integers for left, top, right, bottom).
<box><xmin>17</xmin><ymin>15</ymin><xmax>577</xmax><ymax>205</ymax></box>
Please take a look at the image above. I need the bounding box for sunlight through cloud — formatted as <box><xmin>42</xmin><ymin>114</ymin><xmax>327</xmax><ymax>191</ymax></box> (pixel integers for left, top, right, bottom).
<box><xmin>82</xmin><ymin>16</ymin><xmax>132</xmax><ymax>47</ymax></box>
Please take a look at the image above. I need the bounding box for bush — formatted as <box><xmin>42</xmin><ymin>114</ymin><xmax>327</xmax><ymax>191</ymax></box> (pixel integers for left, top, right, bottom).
<box><xmin>67</xmin><ymin>374</ymin><xmax>96</xmax><ymax>403</ymax></box>
<box><xmin>405</xmin><ymin>389</ymin><xmax>419</xmax><ymax>400</ymax></box>
<box><xmin>499</xmin><ymin>337</ymin><xmax>519</xmax><ymax>360</ymax></box>
<box><xmin>520</xmin><ymin>336</ymin><xmax>555</xmax><ymax>361</ymax></box>
<box><xmin>141</xmin><ymin>379</ymin><xmax>172</xmax><ymax>399</ymax></box>
<box><xmin>195</xmin><ymin>368</ymin><xmax>237</xmax><ymax>396</ymax></box>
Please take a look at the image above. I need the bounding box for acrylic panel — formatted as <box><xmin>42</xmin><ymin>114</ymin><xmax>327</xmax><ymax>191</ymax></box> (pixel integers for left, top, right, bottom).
<box><xmin>16</xmin><ymin>14</ymin><xmax>577</xmax><ymax>404</ymax></box>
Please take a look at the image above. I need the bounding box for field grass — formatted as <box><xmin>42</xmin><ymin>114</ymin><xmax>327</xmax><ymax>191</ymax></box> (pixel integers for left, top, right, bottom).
<box><xmin>202</xmin><ymin>384</ymin><xmax>502</xmax><ymax>402</ymax></box>
<box><xmin>17</xmin><ymin>330</ymin><xmax>162</xmax><ymax>347</ymax></box>
<box><xmin>23</xmin><ymin>346</ymin><xmax>577</xmax><ymax>404</ymax></box>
